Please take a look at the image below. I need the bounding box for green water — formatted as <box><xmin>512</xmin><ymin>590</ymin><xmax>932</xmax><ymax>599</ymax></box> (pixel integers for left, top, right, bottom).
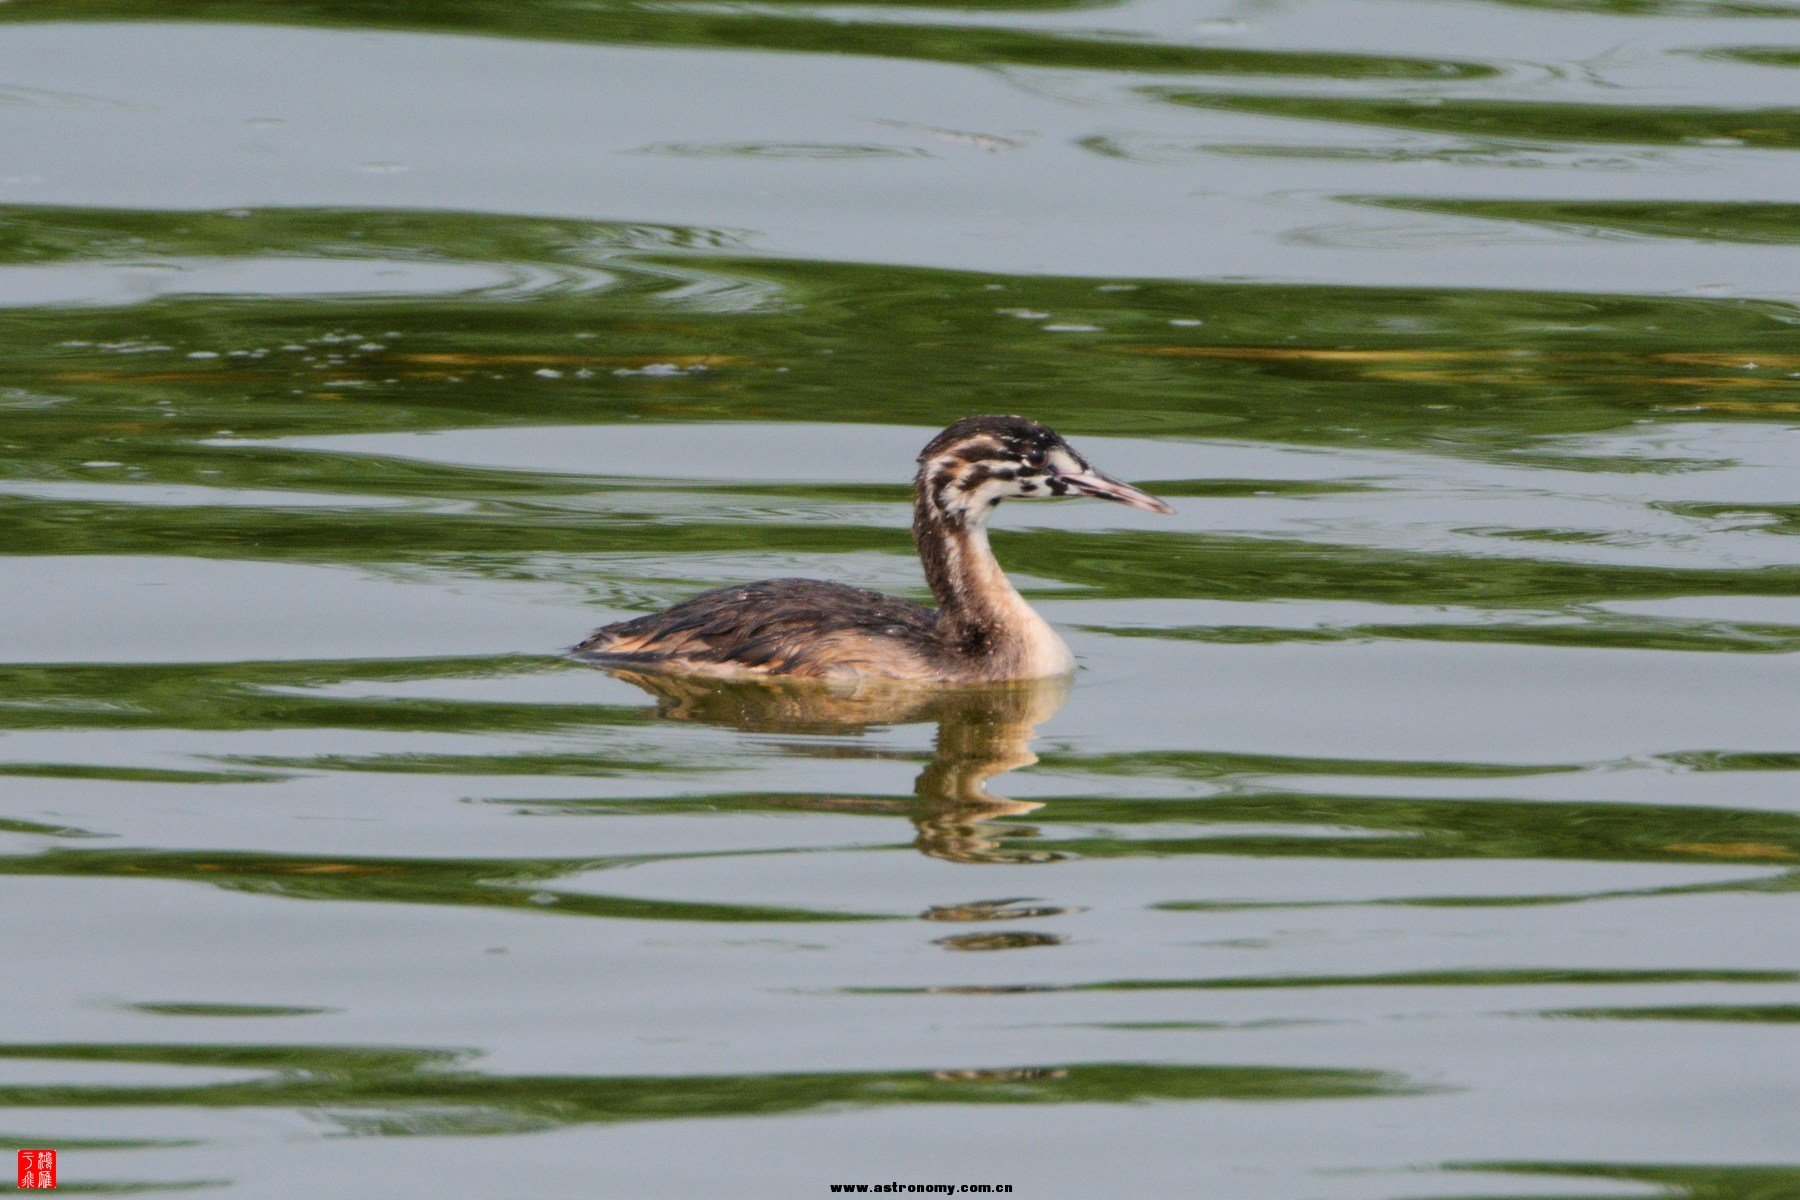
<box><xmin>0</xmin><ymin>1</ymin><xmax>1796</xmax><ymax>1196</ymax></box>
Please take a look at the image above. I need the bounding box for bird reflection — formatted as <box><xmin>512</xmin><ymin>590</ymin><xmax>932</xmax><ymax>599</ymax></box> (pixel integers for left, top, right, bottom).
<box><xmin>598</xmin><ymin>669</ymin><xmax>1069</xmax><ymax>863</ymax></box>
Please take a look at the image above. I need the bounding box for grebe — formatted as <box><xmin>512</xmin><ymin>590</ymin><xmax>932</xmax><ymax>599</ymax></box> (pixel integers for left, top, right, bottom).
<box><xmin>574</xmin><ymin>415</ymin><xmax>1171</xmax><ymax>682</ymax></box>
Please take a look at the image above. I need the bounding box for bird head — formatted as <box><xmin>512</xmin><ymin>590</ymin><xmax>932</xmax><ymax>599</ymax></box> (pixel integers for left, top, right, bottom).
<box><xmin>915</xmin><ymin>414</ymin><xmax>1172</xmax><ymax>527</ymax></box>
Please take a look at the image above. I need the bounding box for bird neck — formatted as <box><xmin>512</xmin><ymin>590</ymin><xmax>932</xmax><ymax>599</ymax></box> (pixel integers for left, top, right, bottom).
<box><xmin>912</xmin><ymin>489</ymin><xmax>1072</xmax><ymax>677</ymax></box>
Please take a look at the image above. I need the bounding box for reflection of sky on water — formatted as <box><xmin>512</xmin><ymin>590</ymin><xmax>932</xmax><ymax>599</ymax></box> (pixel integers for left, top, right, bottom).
<box><xmin>0</xmin><ymin>0</ymin><xmax>1794</xmax><ymax>1195</ymax></box>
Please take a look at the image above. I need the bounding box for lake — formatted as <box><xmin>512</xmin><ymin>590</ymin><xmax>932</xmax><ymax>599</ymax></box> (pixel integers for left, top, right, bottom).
<box><xmin>0</xmin><ymin>1</ymin><xmax>1796</xmax><ymax>1196</ymax></box>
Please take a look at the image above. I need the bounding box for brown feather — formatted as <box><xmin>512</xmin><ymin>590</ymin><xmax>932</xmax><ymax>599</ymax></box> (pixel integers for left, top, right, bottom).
<box><xmin>576</xmin><ymin>578</ymin><xmax>948</xmax><ymax>680</ymax></box>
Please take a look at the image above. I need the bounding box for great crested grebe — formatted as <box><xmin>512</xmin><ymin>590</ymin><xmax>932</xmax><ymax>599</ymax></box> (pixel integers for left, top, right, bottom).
<box><xmin>574</xmin><ymin>415</ymin><xmax>1171</xmax><ymax>682</ymax></box>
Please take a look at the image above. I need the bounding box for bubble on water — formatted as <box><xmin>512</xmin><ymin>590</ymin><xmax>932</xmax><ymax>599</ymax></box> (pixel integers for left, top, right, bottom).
<box><xmin>613</xmin><ymin>363</ymin><xmax>693</xmax><ymax>377</ymax></box>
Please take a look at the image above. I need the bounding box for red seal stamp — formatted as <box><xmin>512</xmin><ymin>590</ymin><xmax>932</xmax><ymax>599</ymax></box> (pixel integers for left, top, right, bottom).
<box><xmin>16</xmin><ymin>1150</ymin><xmax>55</xmax><ymax>1189</ymax></box>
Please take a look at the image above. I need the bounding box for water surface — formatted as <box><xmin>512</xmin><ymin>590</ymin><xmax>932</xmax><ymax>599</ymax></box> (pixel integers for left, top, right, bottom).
<box><xmin>1</xmin><ymin>0</ymin><xmax>1796</xmax><ymax>1196</ymax></box>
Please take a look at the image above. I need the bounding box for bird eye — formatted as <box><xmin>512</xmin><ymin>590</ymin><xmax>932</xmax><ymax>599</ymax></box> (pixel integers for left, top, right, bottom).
<box><xmin>1024</xmin><ymin>449</ymin><xmax>1048</xmax><ymax>470</ymax></box>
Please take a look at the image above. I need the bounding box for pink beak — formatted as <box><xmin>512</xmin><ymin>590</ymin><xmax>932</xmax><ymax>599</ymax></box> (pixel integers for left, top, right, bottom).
<box><xmin>1059</xmin><ymin>469</ymin><xmax>1174</xmax><ymax>515</ymax></box>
